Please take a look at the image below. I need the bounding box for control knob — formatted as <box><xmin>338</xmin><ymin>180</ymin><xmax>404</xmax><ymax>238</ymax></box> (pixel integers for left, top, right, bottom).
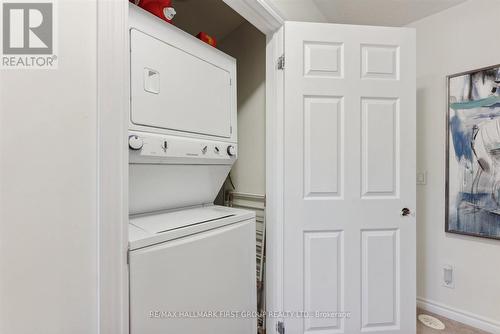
<box><xmin>227</xmin><ymin>145</ymin><xmax>236</xmax><ymax>156</ymax></box>
<box><xmin>129</xmin><ymin>135</ymin><xmax>143</xmax><ymax>150</ymax></box>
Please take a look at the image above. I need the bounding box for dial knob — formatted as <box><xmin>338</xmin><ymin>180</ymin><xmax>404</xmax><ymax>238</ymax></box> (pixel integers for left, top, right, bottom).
<box><xmin>227</xmin><ymin>145</ymin><xmax>236</xmax><ymax>156</ymax></box>
<box><xmin>128</xmin><ymin>135</ymin><xmax>143</xmax><ymax>150</ymax></box>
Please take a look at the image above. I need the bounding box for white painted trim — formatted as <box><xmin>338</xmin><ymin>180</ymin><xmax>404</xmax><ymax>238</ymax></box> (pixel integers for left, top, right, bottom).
<box><xmin>223</xmin><ymin>0</ymin><xmax>284</xmax><ymax>35</ymax></box>
<box><xmin>265</xmin><ymin>27</ymin><xmax>285</xmax><ymax>334</ymax></box>
<box><xmin>96</xmin><ymin>1</ymin><xmax>129</xmax><ymax>333</ymax></box>
<box><xmin>217</xmin><ymin>4</ymin><xmax>285</xmax><ymax>333</ymax></box>
<box><xmin>417</xmin><ymin>297</ymin><xmax>500</xmax><ymax>334</ymax></box>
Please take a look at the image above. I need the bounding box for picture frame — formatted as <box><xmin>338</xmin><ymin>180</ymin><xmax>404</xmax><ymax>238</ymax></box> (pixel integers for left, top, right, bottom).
<box><xmin>445</xmin><ymin>64</ymin><xmax>500</xmax><ymax>240</ymax></box>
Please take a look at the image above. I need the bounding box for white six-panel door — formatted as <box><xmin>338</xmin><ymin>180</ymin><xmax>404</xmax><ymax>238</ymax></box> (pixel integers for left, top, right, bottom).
<box><xmin>283</xmin><ymin>22</ymin><xmax>416</xmax><ymax>334</ymax></box>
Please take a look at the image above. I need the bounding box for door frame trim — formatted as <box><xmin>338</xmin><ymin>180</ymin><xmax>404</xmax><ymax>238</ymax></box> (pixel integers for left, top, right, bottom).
<box><xmin>264</xmin><ymin>24</ymin><xmax>285</xmax><ymax>334</ymax></box>
<box><xmin>223</xmin><ymin>0</ymin><xmax>284</xmax><ymax>35</ymax></box>
<box><xmin>97</xmin><ymin>1</ymin><xmax>129</xmax><ymax>333</ymax></box>
<box><xmin>97</xmin><ymin>1</ymin><xmax>285</xmax><ymax>333</ymax></box>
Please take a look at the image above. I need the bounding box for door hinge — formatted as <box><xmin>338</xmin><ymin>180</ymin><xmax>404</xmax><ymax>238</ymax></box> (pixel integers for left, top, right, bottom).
<box><xmin>277</xmin><ymin>55</ymin><xmax>285</xmax><ymax>70</ymax></box>
<box><xmin>277</xmin><ymin>321</ymin><xmax>285</xmax><ymax>334</ymax></box>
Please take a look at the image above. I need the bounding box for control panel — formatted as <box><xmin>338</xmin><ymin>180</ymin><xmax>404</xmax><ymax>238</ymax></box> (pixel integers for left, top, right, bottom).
<box><xmin>128</xmin><ymin>131</ymin><xmax>237</xmax><ymax>164</ymax></box>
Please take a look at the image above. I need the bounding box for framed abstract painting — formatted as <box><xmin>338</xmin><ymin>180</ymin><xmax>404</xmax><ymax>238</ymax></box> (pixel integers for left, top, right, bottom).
<box><xmin>446</xmin><ymin>64</ymin><xmax>500</xmax><ymax>240</ymax></box>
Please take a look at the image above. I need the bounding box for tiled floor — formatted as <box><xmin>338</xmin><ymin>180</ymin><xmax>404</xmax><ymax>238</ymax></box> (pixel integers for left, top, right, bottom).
<box><xmin>417</xmin><ymin>309</ymin><xmax>490</xmax><ymax>334</ymax></box>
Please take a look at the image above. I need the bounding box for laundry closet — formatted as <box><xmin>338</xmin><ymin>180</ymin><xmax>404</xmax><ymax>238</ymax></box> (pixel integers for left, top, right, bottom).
<box><xmin>126</xmin><ymin>1</ymin><xmax>266</xmax><ymax>333</ymax></box>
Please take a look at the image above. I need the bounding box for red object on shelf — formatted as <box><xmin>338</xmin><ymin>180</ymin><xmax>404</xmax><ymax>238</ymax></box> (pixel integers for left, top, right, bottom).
<box><xmin>196</xmin><ymin>32</ymin><xmax>217</xmax><ymax>47</ymax></box>
<box><xmin>131</xmin><ymin>0</ymin><xmax>176</xmax><ymax>24</ymax></box>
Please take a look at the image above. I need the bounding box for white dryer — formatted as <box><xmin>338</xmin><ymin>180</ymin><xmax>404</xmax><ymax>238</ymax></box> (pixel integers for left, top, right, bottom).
<box><xmin>127</xmin><ymin>4</ymin><xmax>256</xmax><ymax>334</ymax></box>
<box><xmin>129</xmin><ymin>2</ymin><xmax>237</xmax><ymax>143</ymax></box>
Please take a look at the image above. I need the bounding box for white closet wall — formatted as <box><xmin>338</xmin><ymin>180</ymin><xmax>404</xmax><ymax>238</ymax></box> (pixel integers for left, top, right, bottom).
<box><xmin>219</xmin><ymin>22</ymin><xmax>266</xmax><ymax>196</ymax></box>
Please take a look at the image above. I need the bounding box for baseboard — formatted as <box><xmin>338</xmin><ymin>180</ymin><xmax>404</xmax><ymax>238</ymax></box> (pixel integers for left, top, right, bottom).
<box><xmin>417</xmin><ymin>297</ymin><xmax>500</xmax><ymax>334</ymax></box>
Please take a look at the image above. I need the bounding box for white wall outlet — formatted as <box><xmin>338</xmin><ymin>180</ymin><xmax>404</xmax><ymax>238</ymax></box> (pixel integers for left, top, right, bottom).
<box><xmin>416</xmin><ymin>171</ymin><xmax>427</xmax><ymax>185</ymax></box>
<box><xmin>442</xmin><ymin>264</ymin><xmax>454</xmax><ymax>289</ymax></box>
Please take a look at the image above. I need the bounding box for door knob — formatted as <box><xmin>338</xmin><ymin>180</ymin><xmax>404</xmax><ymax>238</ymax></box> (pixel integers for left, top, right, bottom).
<box><xmin>401</xmin><ymin>208</ymin><xmax>411</xmax><ymax>217</ymax></box>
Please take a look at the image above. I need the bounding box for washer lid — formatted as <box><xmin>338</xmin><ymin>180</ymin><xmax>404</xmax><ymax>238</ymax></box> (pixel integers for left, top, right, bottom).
<box><xmin>131</xmin><ymin>206</ymin><xmax>235</xmax><ymax>234</ymax></box>
<box><xmin>129</xmin><ymin>205</ymin><xmax>255</xmax><ymax>250</ymax></box>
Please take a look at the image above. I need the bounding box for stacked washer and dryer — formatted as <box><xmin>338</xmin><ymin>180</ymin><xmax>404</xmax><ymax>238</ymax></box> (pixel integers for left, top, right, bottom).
<box><xmin>127</xmin><ymin>4</ymin><xmax>256</xmax><ymax>334</ymax></box>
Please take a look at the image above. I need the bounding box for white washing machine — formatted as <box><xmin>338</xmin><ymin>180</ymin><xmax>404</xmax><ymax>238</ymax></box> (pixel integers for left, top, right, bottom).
<box><xmin>129</xmin><ymin>206</ymin><xmax>257</xmax><ymax>334</ymax></box>
<box><xmin>127</xmin><ymin>4</ymin><xmax>256</xmax><ymax>334</ymax></box>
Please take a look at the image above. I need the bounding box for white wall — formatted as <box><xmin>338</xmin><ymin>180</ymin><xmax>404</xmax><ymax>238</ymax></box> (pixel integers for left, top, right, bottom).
<box><xmin>408</xmin><ymin>0</ymin><xmax>500</xmax><ymax>330</ymax></box>
<box><xmin>0</xmin><ymin>2</ymin><xmax>98</xmax><ymax>334</ymax></box>
<box><xmin>219</xmin><ymin>22</ymin><xmax>266</xmax><ymax>196</ymax></box>
<box><xmin>268</xmin><ymin>0</ymin><xmax>327</xmax><ymax>23</ymax></box>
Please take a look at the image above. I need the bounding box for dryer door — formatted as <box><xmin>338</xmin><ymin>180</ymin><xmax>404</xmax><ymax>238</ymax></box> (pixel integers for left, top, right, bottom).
<box><xmin>130</xmin><ymin>29</ymin><xmax>233</xmax><ymax>138</ymax></box>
